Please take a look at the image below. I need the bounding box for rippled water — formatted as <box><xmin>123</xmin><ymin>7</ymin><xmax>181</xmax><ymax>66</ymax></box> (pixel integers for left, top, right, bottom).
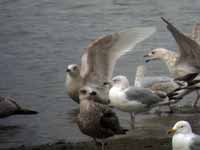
<box><xmin>0</xmin><ymin>0</ymin><xmax>200</xmax><ymax>148</ymax></box>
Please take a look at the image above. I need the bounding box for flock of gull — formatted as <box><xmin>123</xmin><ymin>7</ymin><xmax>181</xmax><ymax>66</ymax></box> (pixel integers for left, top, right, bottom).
<box><xmin>1</xmin><ymin>17</ymin><xmax>200</xmax><ymax>150</ymax></box>
<box><xmin>65</xmin><ymin>17</ymin><xmax>200</xmax><ymax>150</ymax></box>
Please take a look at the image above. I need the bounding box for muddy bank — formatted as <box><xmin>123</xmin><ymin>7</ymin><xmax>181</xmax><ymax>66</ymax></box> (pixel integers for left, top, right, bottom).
<box><xmin>5</xmin><ymin>137</ymin><xmax>171</xmax><ymax>150</ymax></box>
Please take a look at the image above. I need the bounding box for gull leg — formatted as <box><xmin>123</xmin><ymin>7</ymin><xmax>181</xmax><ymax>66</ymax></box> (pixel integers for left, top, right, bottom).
<box><xmin>130</xmin><ymin>112</ymin><xmax>135</xmax><ymax>129</ymax></box>
<box><xmin>193</xmin><ymin>90</ymin><xmax>200</xmax><ymax>109</ymax></box>
<box><xmin>93</xmin><ymin>138</ymin><xmax>101</xmax><ymax>147</ymax></box>
<box><xmin>101</xmin><ymin>140</ymin><xmax>105</xmax><ymax>150</ymax></box>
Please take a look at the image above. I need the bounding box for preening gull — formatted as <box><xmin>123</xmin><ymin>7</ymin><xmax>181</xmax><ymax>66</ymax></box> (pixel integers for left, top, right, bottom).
<box><xmin>108</xmin><ymin>75</ymin><xmax>174</xmax><ymax>127</ymax></box>
<box><xmin>168</xmin><ymin>120</ymin><xmax>200</xmax><ymax>150</ymax></box>
<box><xmin>65</xmin><ymin>27</ymin><xmax>156</xmax><ymax>104</ymax></box>
<box><xmin>77</xmin><ymin>86</ymin><xmax>128</xmax><ymax>150</ymax></box>
<box><xmin>0</xmin><ymin>96</ymin><xmax>38</xmax><ymax>118</ymax></box>
<box><xmin>144</xmin><ymin>18</ymin><xmax>200</xmax><ymax>107</ymax></box>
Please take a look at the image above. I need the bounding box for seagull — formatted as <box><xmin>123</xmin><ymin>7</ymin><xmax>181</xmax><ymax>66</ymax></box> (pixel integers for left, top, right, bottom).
<box><xmin>168</xmin><ymin>120</ymin><xmax>200</xmax><ymax>150</ymax></box>
<box><xmin>0</xmin><ymin>96</ymin><xmax>38</xmax><ymax>118</ymax></box>
<box><xmin>134</xmin><ymin>65</ymin><xmax>182</xmax><ymax>93</ymax></box>
<box><xmin>108</xmin><ymin>75</ymin><xmax>173</xmax><ymax>127</ymax></box>
<box><xmin>144</xmin><ymin>18</ymin><xmax>200</xmax><ymax>108</ymax></box>
<box><xmin>65</xmin><ymin>64</ymin><xmax>82</xmax><ymax>103</ymax></box>
<box><xmin>65</xmin><ymin>27</ymin><xmax>156</xmax><ymax>104</ymax></box>
<box><xmin>77</xmin><ymin>86</ymin><xmax>128</xmax><ymax>150</ymax></box>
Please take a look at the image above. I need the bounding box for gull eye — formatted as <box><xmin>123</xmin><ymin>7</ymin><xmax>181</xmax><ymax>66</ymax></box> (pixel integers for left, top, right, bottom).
<box><xmin>73</xmin><ymin>66</ymin><xmax>77</xmax><ymax>71</ymax></box>
<box><xmin>80</xmin><ymin>89</ymin><xmax>87</xmax><ymax>95</ymax></box>
<box><xmin>90</xmin><ymin>91</ymin><xmax>97</xmax><ymax>96</ymax></box>
<box><xmin>152</xmin><ymin>51</ymin><xmax>155</xmax><ymax>54</ymax></box>
<box><xmin>180</xmin><ymin>125</ymin><xmax>184</xmax><ymax>128</ymax></box>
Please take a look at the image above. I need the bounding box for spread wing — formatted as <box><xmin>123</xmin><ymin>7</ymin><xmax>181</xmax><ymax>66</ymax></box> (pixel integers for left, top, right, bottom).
<box><xmin>161</xmin><ymin>17</ymin><xmax>200</xmax><ymax>70</ymax></box>
<box><xmin>80</xmin><ymin>27</ymin><xmax>156</xmax><ymax>85</ymax></box>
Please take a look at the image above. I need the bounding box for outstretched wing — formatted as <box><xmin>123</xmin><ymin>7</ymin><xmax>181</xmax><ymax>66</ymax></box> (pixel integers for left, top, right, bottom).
<box><xmin>80</xmin><ymin>27</ymin><xmax>156</xmax><ymax>85</ymax></box>
<box><xmin>192</xmin><ymin>22</ymin><xmax>200</xmax><ymax>44</ymax></box>
<box><xmin>161</xmin><ymin>17</ymin><xmax>200</xmax><ymax>71</ymax></box>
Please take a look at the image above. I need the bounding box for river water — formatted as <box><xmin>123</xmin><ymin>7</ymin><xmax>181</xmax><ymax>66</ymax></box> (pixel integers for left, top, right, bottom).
<box><xmin>0</xmin><ymin>0</ymin><xmax>200</xmax><ymax>148</ymax></box>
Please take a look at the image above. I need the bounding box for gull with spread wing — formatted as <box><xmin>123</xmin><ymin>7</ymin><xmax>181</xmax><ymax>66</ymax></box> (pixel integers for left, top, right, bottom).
<box><xmin>65</xmin><ymin>27</ymin><xmax>156</xmax><ymax>103</ymax></box>
<box><xmin>144</xmin><ymin>18</ymin><xmax>200</xmax><ymax>108</ymax></box>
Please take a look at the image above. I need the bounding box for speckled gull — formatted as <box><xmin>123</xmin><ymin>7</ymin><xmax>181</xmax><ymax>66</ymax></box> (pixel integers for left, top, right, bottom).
<box><xmin>108</xmin><ymin>75</ymin><xmax>173</xmax><ymax>127</ymax></box>
<box><xmin>77</xmin><ymin>86</ymin><xmax>127</xmax><ymax>150</ymax></box>
<box><xmin>65</xmin><ymin>26</ymin><xmax>156</xmax><ymax>103</ymax></box>
<box><xmin>0</xmin><ymin>96</ymin><xmax>38</xmax><ymax>118</ymax></box>
<box><xmin>168</xmin><ymin>120</ymin><xmax>200</xmax><ymax>150</ymax></box>
<box><xmin>144</xmin><ymin>18</ymin><xmax>200</xmax><ymax>108</ymax></box>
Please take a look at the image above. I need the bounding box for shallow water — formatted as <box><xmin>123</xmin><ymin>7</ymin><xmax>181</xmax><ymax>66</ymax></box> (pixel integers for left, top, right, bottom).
<box><xmin>0</xmin><ymin>0</ymin><xmax>200</xmax><ymax>148</ymax></box>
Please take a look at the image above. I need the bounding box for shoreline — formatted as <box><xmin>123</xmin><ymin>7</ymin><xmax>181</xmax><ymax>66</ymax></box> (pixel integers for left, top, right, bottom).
<box><xmin>4</xmin><ymin>137</ymin><xmax>171</xmax><ymax>150</ymax></box>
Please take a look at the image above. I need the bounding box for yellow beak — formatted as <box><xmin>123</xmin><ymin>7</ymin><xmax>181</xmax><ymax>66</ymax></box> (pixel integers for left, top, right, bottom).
<box><xmin>167</xmin><ymin>128</ymin><xmax>176</xmax><ymax>134</ymax></box>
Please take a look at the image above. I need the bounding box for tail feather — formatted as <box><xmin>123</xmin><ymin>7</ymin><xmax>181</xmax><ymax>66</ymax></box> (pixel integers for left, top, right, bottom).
<box><xmin>14</xmin><ymin>108</ymin><xmax>38</xmax><ymax>115</ymax></box>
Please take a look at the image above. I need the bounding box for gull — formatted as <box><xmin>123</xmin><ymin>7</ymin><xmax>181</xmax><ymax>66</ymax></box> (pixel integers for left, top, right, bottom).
<box><xmin>65</xmin><ymin>64</ymin><xmax>82</xmax><ymax>103</ymax></box>
<box><xmin>144</xmin><ymin>18</ymin><xmax>200</xmax><ymax>108</ymax></box>
<box><xmin>65</xmin><ymin>27</ymin><xmax>156</xmax><ymax>103</ymax></box>
<box><xmin>168</xmin><ymin>120</ymin><xmax>200</xmax><ymax>150</ymax></box>
<box><xmin>108</xmin><ymin>75</ymin><xmax>174</xmax><ymax>127</ymax></box>
<box><xmin>77</xmin><ymin>86</ymin><xmax>128</xmax><ymax>150</ymax></box>
<box><xmin>134</xmin><ymin>65</ymin><xmax>182</xmax><ymax>93</ymax></box>
<box><xmin>0</xmin><ymin>96</ymin><xmax>38</xmax><ymax>118</ymax></box>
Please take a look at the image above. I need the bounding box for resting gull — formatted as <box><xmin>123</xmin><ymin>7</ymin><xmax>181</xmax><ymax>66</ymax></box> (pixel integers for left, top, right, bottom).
<box><xmin>65</xmin><ymin>27</ymin><xmax>156</xmax><ymax>103</ymax></box>
<box><xmin>168</xmin><ymin>120</ymin><xmax>200</xmax><ymax>150</ymax></box>
<box><xmin>108</xmin><ymin>75</ymin><xmax>175</xmax><ymax>127</ymax></box>
<box><xmin>0</xmin><ymin>96</ymin><xmax>38</xmax><ymax>118</ymax></box>
<box><xmin>77</xmin><ymin>86</ymin><xmax>128</xmax><ymax>150</ymax></box>
<box><xmin>144</xmin><ymin>18</ymin><xmax>200</xmax><ymax>107</ymax></box>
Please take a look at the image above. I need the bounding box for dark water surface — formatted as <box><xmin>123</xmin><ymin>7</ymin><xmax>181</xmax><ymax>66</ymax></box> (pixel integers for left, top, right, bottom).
<box><xmin>0</xmin><ymin>0</ymin><xmax>200</xmax><ymax>148</ymax></box>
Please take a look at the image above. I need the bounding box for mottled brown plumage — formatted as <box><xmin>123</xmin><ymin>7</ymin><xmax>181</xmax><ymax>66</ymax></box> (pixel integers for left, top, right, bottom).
<box><xmin>77</xmin><ymin>87</ymin><xmax>127</xmax><ymax>150</ymax></box>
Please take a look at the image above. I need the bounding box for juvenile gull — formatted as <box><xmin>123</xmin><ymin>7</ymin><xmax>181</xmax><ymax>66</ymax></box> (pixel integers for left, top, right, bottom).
<box><xmin>77</xmin><ymin>86</ymin><xmax>127</xmax><ymax>150</ymax></box>
<box><xmin>168</xmin><ymin>120</ymin><xmax>200</xmax><ymax>150</ymax></box>
<box><xmin>65</xmin><ymin>64</ymin><xmax>82</xmax><ymax>103</ymax></box>
<box><xmin>144</xmin><ymin>18</ymin><xmax>200</xmax><ymax>78</ymax></box>
<box><xmin>144</xmin><ymin>18</ymin><xmax>200</xmax><ymax>107</ymax></box>
<box><xmin>65</xmin><ymin>27</ymin><xmax>156</xmax><ymax>104</ymax></box>
<box><xmin>0</xmin><ymin>96</ymin><xmax>38</xmax><ymax>118</ymax></box>
<box><xmin>108</xmin><ymin>75</ymin><xmax>172</xmax><ymax>127</ymax></box>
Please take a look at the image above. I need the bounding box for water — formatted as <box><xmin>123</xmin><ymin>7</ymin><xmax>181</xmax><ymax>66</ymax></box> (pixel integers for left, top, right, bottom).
<box><xmin>0</xmin><ymin>0</ymin><xmax>200</xmax><ymax>148</ymax></box>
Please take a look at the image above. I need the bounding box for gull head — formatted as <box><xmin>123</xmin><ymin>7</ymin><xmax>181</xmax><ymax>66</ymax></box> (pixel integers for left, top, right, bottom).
<box><xmin>79</xmin><ymin>86</ymin><xmax>104</xmax><ymax>103</ymax></box>
<box><xmin>144</xmin><ymin>48</ymin><xmax>169</xmax><ymax>63</ymax></box>
<box><xmin>66</xmin><ymin>64</ymin><xmax>80</xmax><ymax>77</ymax></box>
<box><xmin>111</xmin><ymin>75</ymin><xmax>130</xmax><ymax>89</ymax></box>
<box><xmin>168</xmin><ymin>120</ymin><xmax>192</xmax><ymax>135</ymax></box>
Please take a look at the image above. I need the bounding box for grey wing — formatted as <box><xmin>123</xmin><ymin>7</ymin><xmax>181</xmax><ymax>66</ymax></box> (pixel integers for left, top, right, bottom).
<box><xmin>161</xmin><ymin>17</ymin><xmax>200</xmax><ymax>70</ymax></box>
<box><xmin>192</xmin><ymin>23</ymin><xmax>200</xmax><ymax>44</ymax></box>
<box><xmin>80</xmin><ymin>27</ymin><xmax>156</xmax><ymax>85</ymax></box>
<box><xmin>190</xmin><ymin>135</ymin><xmax>200</xmax><ymax>150</ymax></box>
<box><xmin>125</xmin><ymin>87</ymin><xmax>163</xmax><ymax>106</ymax></box>
<box><xmin>140</xmin><ymin>76</ymin><xmax>173</xmax><ymax>88</ymax></box>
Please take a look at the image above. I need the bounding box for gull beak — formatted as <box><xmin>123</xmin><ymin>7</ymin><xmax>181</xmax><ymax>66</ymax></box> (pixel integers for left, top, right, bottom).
<box><xmin>66</xmin><ymin>69</ymin><xmax>71</xmax><ymax>72</ymax></box>
<box><xmin>167</xmin><ymin>128</ymin><xmax>176</xmax><ymax>134</ymax></box>
<box><xmin>143</xmin><ymin>54</ymin><xmax>152</xmax><ymax>63</ymax></box>
<box><xmin>103</xmin><ymin>81</ymin><xmax>113</xmax><ymax>88</ymax></box>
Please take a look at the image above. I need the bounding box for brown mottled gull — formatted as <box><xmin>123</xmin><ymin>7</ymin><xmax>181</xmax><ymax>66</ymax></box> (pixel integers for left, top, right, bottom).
<box><xmin>65</xmin><ymin>27</ymin><xmax>156</xmax><ymax>103</ymax></box>
<box><xmin>77</xmin><ymin>86</ymin><xmax>127</xmax><ymax>150</ymax></box>
<box><xmin>144</xmin><ymin>18</ymin><xmax>200</xmax><ymax>108</ymax></box>
<box><xmin>0</xmin><ymin>96</ymin><xmax>38</xmax><ymax>118</ymax></box>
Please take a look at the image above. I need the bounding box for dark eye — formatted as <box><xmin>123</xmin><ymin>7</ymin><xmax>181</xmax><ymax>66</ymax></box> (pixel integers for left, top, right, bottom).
<box><xmin>152</xmin><ymin>51</ymin><xmax>155</xmax><ymax>54</ymax></box>
<box><xmin>80</xmin><ymin>89</ymin><xmax>87</xmax><ymax>95</ymax></box>
<box><xmin>180</xmin><ymin>126</ymin><xmax>184</xmax><ymax>128</ymax></box>
<box><xmin>73</xmin><ymin>66</ymin><xmax>77</xmax><ymax>71</ymax></box>
<box><xmin>90</xmin><ymin>91</ymin><xmax>97</xmax><ymax>96</ymax></box>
